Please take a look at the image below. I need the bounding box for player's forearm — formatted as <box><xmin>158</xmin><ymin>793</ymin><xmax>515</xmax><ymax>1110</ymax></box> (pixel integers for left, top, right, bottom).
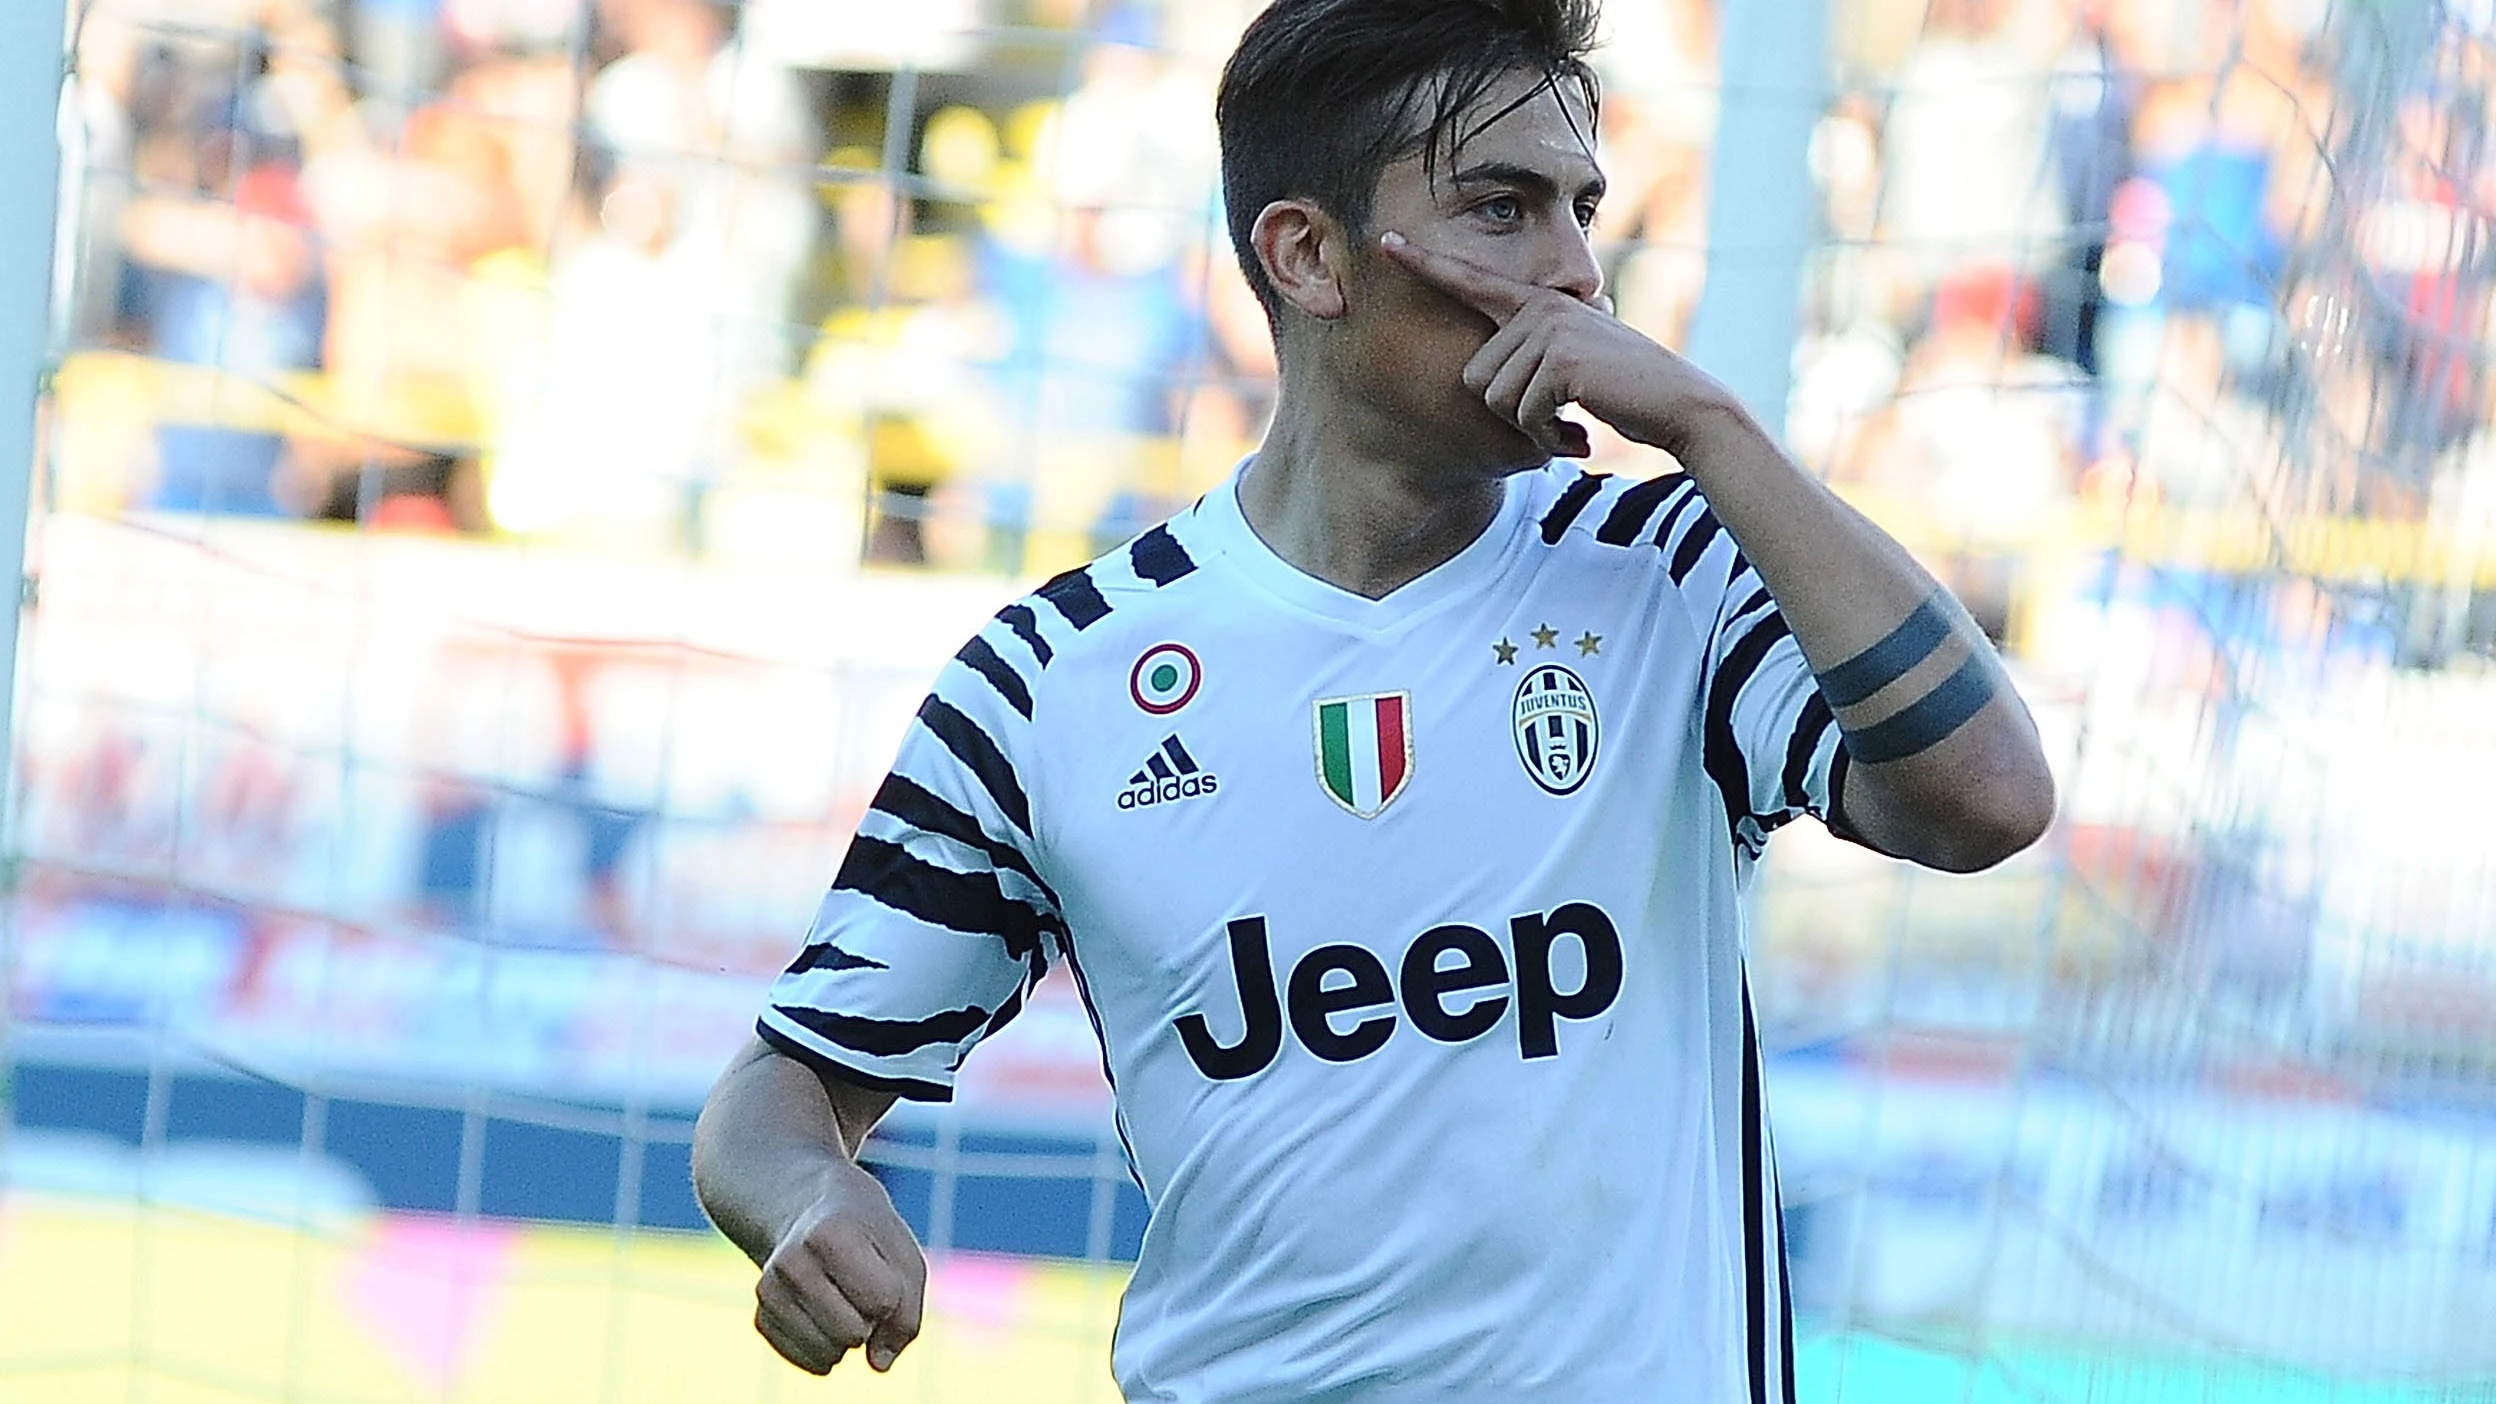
<box><xmin>693</xmin><ymin>1038</ymin><xmax>893</xmax><ymax>1267</ymax></box>
<box><xmin>1661</xmin><ymin>398</ymin><xmax>2055</xmax><ymax>870</ymax></box>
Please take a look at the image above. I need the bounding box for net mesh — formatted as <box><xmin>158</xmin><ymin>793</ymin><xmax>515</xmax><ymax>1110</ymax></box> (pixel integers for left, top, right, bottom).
<box><xmin>2</xmin><ymin>0</ymin><xmax>2492</xmax><ymax>1400</ymax></box>
<box><xmin>1766</xmin><ymin>0</ymin><xmax>2496</xmax><ymax>1395</ymax></box>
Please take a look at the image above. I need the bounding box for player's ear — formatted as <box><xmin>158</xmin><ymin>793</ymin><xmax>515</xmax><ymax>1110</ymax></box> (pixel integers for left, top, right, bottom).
<box><xmin>1251</xmin><ymin>199</ymin><xmax>1347</xmax><ymax>322</ymax></box>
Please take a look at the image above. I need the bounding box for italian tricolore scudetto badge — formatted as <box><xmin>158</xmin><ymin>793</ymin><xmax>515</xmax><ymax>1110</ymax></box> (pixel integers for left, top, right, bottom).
<box><xmin>1313</xmin><ymin>692</ymin><xmax>1413</xmax><ymax>819</ymax></box>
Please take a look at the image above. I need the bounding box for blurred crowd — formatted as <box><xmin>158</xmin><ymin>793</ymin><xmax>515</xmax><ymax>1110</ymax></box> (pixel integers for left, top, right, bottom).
<box><xmin>40</xmin><ymin>0</ymin><xmax>1722</xmax><ymax>574</ymax></box>
<box><xmin>37</xmin><ymin>0</ymin><xmax>2496</xmax><ymax>645</ymax></box>
<box><xmin>1794</xmin><ymin>0</ymin><xmax>2496</xmax><ymax>657</ymax></box>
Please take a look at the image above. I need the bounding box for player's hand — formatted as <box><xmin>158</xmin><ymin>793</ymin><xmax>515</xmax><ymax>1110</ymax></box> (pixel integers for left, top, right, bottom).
<box><xmin>1378</xmin><ymin>230</ymin><xmax>1742</xmax><ymax>462</ymax></box>
<box><xmin>753</xmin><ymin>1159</ymin><xmax>927</xmax><ymax>1375</ymax></box>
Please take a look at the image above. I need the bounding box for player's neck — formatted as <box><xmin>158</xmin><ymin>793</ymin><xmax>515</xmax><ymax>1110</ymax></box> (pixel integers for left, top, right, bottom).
<box><xmin>1240</xmin><ymin>388</ymin><xmax>1510</xmax><ymax>601</ymax></box>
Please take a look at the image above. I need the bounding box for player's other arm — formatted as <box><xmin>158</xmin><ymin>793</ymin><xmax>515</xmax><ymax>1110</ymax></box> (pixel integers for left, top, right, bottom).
<box><xmin>693</xmin><ymin>1037</ymin><xmax>925</xmax><ymax>1375</ymax></box>
<box><xmin>1647</xmin><ymin>404</ymin><xmax>2054</xmax><ymax>871</ymax></box>
<box><xmin>1381</xmin><ymin>235</ymin><xmax>2055</xmax><ymax>871</ymax></box>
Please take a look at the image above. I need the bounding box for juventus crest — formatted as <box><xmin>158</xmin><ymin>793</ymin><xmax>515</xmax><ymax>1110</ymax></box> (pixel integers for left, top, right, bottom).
<box><xmin>1513</xmin><ymin>665</ymin><xmax>1599</xmax><ymax>796</ymax></box>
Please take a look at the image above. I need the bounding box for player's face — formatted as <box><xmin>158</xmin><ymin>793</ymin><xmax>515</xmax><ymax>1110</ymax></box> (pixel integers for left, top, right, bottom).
<box><xmin>1338</xmin><ymin>68</ymin><xmax>1608</xmax><ymax>473</ymax></box>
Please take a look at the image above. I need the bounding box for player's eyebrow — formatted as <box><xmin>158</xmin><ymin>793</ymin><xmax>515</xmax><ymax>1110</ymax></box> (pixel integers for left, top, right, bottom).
<box><xmin>1448</xmin><ymin>161</ymin><xmax>1607</xmax><ymax>206</ymax></box>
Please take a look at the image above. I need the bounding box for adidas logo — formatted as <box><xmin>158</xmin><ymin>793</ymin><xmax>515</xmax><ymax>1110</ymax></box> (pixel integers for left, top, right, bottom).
<box><xmin>1119</xmin><ymin>735</ymin><xmax>1220</xmax><ymax>811</ymax></box>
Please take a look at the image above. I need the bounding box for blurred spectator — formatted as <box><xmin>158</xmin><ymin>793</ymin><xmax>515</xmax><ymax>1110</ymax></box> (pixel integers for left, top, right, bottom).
<box><xmin>2119</xmin><ymin>315</ymin><xmax>2288</xmax><ymax>512</ymax></box>
<box><xmin>117</xmin><ymin>55</ymin><xmax>327</xmax><ymax>516</ymax></box>
<box><xmin>586</xmin><ymin>0</ymin><xmax>820</xmax><ymax>379</ymax></box>
<box><xmin>297</xmin><ymin>85</ymin><xmax>529</xmax><ymax>528</ymax></box>
<box><xmin>60</xmin><ymin>9</ymin><xmax>143</xmax><ymax>348</ymax></box>
<box><xmin>1877</xmin><ymin>0</ymin><xmax>2071</xmax><ymax>318</ymax></box>
<box><xmin>350</xmin><ymin>0</ymin><xmax>450</xmax><ymax>112</ymax></box>
<box><xmin>2040</xmin><ymin>0</ymin><xmax>2135</xmax><ymax>372</ymax></box>
<box><xmin>2364</xmin><ymin>83</ymin><xmax>2495</xmax><ymax>456</ymax></box>
<box><xmin>1589</xmin><ymin>0</ymin><xmax>1717</xmax><ymax>352</ymax></box>
<box><xmin>442</xmin><ymin>47</ymin><xmax>591</xmax><ymax>267</ymax></box>
<box><xmin>1846</xmin><ymin>268</ymin><xmax>2084</xmax><ymax>637</ymax></box>
<box><xmin>485</xmin><ymin>147</ymin><xmax>732</xmax><ymax>547</ymax></box>
<box><xmin>2133</xmin><ymin>81</ymin><xmax>2286</xmax><ymax>322</ymax></box>
<box><xmin>952</xmin><ymin>9</ymin><xmax>1217</xmax><ymax>570</ymax></box>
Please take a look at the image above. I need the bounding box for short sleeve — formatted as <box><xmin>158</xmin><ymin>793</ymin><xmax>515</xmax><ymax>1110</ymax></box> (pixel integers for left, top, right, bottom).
<box><xmin>1667</xmin><ymin>505</ymin><xmax>1847</xmax><ymax>861</ymax></box>
<box><xmin>759</xmin><ymin>617</ymin><xmax>1064</xmax><ymax>1101</ymax></box>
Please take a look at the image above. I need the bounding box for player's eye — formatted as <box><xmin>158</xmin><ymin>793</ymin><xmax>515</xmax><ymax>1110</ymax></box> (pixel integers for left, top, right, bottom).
<box><xmin>1476</xmin><ymin>195</ymin><xmax>1524</xmax><ymax>224</ymax></box>
<box><xmin>1575</xmin><ymin>200</ymin><xmax>1601</xmax><ymax>229</ymax></box>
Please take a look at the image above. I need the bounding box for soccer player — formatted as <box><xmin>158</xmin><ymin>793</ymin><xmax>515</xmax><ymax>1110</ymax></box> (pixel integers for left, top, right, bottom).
<box><xmin>691</xmin><ymin>0</ymin><xmax>2057</xmax><ymax>1398</ymax></box>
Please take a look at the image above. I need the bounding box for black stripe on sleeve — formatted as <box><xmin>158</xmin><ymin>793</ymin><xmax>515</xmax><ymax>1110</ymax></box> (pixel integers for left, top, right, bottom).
<box><xmin>1038</xmin><ymin>567</ymin><xmax>1113</xmax><ymax>630</ymax></box>
<box><xmin>1538</xmin><ymin>471</ymin><xmax>1610</xmax><ymax>543</ymax></box>
<box><xmin>1595</xmin><ymin>474</ymin><xmax>1680</xmax><ymax>546</ymax></box>
<box><xmin>1703</xmin><ymin>610</ymin><xmax>1796</xmax><ymax>842</ymax></box>
<box><xmin>771</xmin><ymin>1002</ymin><xmax>994</xmax><ymax>1059</ymax></box>
<box><xmin>1775</xmin><ymin>1167</ymin><xmax>1798</xmax><ymax>1404</ymax></box>
<box><xmin>1726</xmin><ymin>584</ymin><xmax>1775</xmax><ymax>632</ymax></box>
<box><xmin>833</xmin><ymin>834</ymin><xmax>1061</xmax><ymax>962</ymax></box>
<box><xmin>867</xmin><ymin>772</ymin><xmax>1058</xmax><ymax>909</ymax></box>
<box><xmin>1779</xmin><ymin>692</ymin><xmax>1836</xmax><ymax>821</ymax></box>
<box><xmin>1648</xmin><ymin>477</ymin><xmax>1705</xmax><ymax>547</ymax></box>
<box><xmin>757</xmin><ymin>1021</ymin><xmax>954</xmax><ymax>1102</ymax></box>
<box><xmin>1741</xmin><ymin>989</ymin><xmax>1771</xmax><ymax>1404</ymax></box>
<box><xmin>1129</xmin><ymin>524</ymin><xmax>1198</xmax><ymax>586</ymax></box>
<box><xmin>998</xmin><ymin>604</ymin><xmax>1054</xmax><ymax>667</ymax></box>
<box><xmin>783</xmin><ymin>942</ymin><xmax>889</xmax><ymax>976</ymax></box>
<box><xmin>917</xmin><ymin>694</ymin><xmax>1033</xmax><ymax>837</ymax></box>
<box><xmin>1668</xmin><ymin>509</ymin><xmax>1727</xmax><ymax>584</ymax></box>
<box><xmin>956</xmin><ymin>635</ymin><xmax>1034</xmax><ymax>720</ymax></box>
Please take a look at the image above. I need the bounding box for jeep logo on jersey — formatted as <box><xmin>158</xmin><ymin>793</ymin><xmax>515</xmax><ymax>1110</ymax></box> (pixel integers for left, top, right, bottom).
<box><xmin>1513</xmin><ymin>665</ymin><xmax>1599</xmax><ymax>795</ymax></box>
<box><xmin>1173</xmin><ymin>903</ymin><xmax>1623</xmax><ymax>1079</ymax></box>
<box><xmin>1130</xmin><ymin>643</ymin><xmax>1202</xmax><ymax>715</ymax></box>
<box><xmin>1313</xmin><ymin>692</ymin><xmax>1412</xmax><ymax>818</ymax></box>
<box><xmin>1119</xmin><ymin>735</ymin><xmax>1219</xmax><ymax>810</ymax></box>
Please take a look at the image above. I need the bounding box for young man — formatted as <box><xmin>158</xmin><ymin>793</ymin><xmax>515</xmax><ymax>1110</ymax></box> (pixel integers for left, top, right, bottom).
<box><xmin>692</xmin><ymin>1</ymin><xmax>2056</xmax><ymax>1399</ymax></box>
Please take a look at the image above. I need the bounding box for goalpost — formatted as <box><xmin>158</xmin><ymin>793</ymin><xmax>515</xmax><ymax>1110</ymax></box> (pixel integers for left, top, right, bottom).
<box><xmin>0</xmin><ymin>0</ymin><xmax>69</xmax><ymax>1163</ymax></box>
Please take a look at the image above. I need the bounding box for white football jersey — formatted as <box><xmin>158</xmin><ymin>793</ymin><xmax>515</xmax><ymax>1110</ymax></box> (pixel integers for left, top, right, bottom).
<box><xmin>761</xmin><ymin>462</ymin><xmax>1850</xmax><ymax>1403</ymax></box>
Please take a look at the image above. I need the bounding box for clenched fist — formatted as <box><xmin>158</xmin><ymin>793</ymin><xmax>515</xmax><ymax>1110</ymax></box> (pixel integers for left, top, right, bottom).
<box><xmin>753</xmin><ymin>1160</ymin><xmax>927</xmax><ymax>1375</ymax></box>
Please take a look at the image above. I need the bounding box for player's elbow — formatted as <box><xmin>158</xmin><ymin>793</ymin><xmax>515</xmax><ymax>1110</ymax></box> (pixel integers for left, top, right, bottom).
<box><xmin>1921</xmin><ymin>751</ymin><xmax>2056</xmax><ymax>873</ymax></box>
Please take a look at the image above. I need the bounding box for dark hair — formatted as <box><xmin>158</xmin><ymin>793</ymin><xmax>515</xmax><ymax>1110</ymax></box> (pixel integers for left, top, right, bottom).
<box><xmin>1215</xmin><ymin>0</ymin><xmax>1602</xmax><ymax>318</ymax></box>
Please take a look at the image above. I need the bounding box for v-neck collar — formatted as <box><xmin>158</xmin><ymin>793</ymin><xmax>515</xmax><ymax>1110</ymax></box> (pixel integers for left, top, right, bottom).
<box><xmin>1185</xmin><ymin>458</ymin><xmax>1542</xmax><ymax>634</ymax></box>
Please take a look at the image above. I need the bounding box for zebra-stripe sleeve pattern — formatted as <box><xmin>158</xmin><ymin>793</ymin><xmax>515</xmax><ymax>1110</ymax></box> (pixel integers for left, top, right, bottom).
<box><xmin>1543</xmin><ymin>468</ymin><xmax>1847</xmax><ymax>859</ymax></box>
<box><xmin>759</xmin><ymin>530</ymin><xmax>1208</xmax><ymax>1101</ymax></box>
<box><xmin>1691</xmin><ymin>533</ymin><xmax>1847</xmax><ymax>858</ymax></box>
<box><xmin>762</xmin><ymin>592</ymin><xmax>1099</xmax><ymax>1099</ymax></box>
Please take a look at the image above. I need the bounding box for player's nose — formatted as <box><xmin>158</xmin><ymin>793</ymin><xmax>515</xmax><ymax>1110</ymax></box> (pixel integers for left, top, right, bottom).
<box><xmin>1540</xmin><ymin>221</ymin><xmax>1605</xmax><ymax>307</ymax></box>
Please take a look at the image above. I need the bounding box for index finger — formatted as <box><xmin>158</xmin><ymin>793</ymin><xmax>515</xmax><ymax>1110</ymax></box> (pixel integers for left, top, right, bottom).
<box><xmin>807</xmin><ymin>1226</ymin><xmax>905</xmax><ymax>1311</ymax></box>
<box><xmin>1379</xmin><ymin>231</ymin><xmax>1532</xmax><ymax>323</ymax></box>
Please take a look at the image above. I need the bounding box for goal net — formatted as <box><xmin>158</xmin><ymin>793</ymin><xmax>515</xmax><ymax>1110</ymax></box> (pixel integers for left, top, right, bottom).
<box><xmin>2</xmin><ymin>0</ymin><xmax>2490</xmax><ymax>1400</ymax></box>
<box><xmin>1765</xmin><ymin>0</ymin><xmax>2496</xmax><ymax>1396</ymax></box>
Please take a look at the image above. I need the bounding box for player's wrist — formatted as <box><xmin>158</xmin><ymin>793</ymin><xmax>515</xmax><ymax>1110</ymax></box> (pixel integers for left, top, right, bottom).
<box><xmin>1642</xmin><ymin>391</ymin><xmax>1762</xmax><ymax>467</ymax></box>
